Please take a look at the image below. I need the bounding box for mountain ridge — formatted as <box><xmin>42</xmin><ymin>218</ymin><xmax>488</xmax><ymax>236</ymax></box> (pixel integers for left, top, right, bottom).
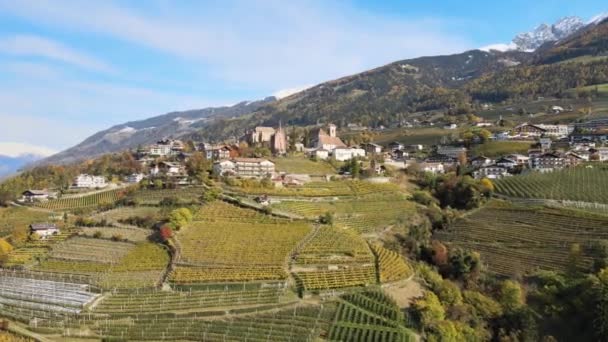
<box><xmin>36</xmin><ymin>14</ymin><xmax>608</xmax><ymax>166</ymax></box>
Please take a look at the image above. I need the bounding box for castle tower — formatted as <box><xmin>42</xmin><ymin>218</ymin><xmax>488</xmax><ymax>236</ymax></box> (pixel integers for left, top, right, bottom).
<box><xmin>328</xmin><ymin>124</ymin><xmax>337</xmax><ymax>138</ymax></box>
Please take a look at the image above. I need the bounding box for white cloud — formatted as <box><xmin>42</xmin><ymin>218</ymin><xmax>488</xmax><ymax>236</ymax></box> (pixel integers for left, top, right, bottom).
<box><xmin>0</xmin><ymin>34</ymin><xmax>114</xmax><ymax>73</ymax></box>
<box><xmin>0</xmin><ymin>0</ymin><xmax>473</xmax><ymax>89</ymax></box>
<box><xmin>272</xmin><ymin>85</ymin><xmax>312</xmax><ymax>99</ymax></box>
<box><xmin>479</xmin><ymin>42</ymin><xmax>517</xmax><ymax>52</ymax></box>
<box><xmin>0</xmin><ymin>142</ymin><xmax>57</xmax><ymax>157</ymax></box>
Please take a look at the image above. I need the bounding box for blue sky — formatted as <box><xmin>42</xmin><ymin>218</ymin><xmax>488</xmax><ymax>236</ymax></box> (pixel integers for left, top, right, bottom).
<box><xmin>0</xmin><ymin>0</ymin><xmax>606</xmax><ymax>155</ymax></box>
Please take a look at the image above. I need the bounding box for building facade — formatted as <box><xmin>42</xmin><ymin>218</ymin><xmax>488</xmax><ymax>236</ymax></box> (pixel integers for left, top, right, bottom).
<box><xmin>73</xmin><ymin>174</ymin><xmax>107</xmax><ymax>188</ymax></box>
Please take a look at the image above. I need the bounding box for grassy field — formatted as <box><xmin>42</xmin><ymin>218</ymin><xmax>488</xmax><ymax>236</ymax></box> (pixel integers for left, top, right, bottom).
<box><xmin>172</xmin><ymin>201</ymin><xmax>312</xmax><ymax>284</ymax></box>
<box><xmin>35</xmin><ymin>188</ymin><xmax>126</xmax><ymax>211</ymax></box>
<box><xmin>230</xmin><ymin>179</ymin><xmax>402</xmax><ymax>198</ymax></box>
<box><xmin>78</xmin><ymin>226</ymin><xmax>150</xmax><ymax>242</ymax></box>
<box><xmin>93</xmin><ymin>206</ymin><xmax>162</xmax><ymax>222</ymax></box>
<box><xmin>272</xmin><ymin>156</ymin><xmax>336</xmax><ymax>174</ymax></box>
<box><xmin>0</xmin><ymin>207</ymin><xmax>57</xmax><ymax>238</ymax></box>
<box><xmin>131</xmin><ymin>186</ymin><xmax>204</xmax><ymax>205</ymax></box>
<box><xmin>495</xmin><ymin>165</ymin><xmax>608</xmax><ymax>204</ymax></box>
<box><xmin>35</xmin><ymin>241</ymin><xmax>170</xmax><ymax>289</ymax></box>
<box><xmin>434</xmin><ymin>201</ymin><xmax>608</xmax><ymax>276</ymax></box>
<box><xmin>272</xmin><ymin>193</ymin><xmax>414</xmax><ymax>233</ymax></box>
<box><xmin>368</xmin><ymin>127</ymin><xmax>462</xmax><ymax>146</ymax></box>
<box><xmin>472</xmin><ymin>141</ymin><xmax>533</xmax><ymax>157</ymax></box>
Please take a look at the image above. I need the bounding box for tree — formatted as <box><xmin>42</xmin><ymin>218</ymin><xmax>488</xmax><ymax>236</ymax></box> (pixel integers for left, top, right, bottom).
<box><xmin>0</xmin><ymin>239</ymin><xmax>13</xmax><ymax>264</ymax></box>
<box><xmin>153</xmin><ymin>179</ymin><xmax>164</xmax><ymax>189</ymax></box>
<box><xmin>595</xmin><ymin>268</ymin><xmax>608</xmax><ymax>340</ymax></box>
<box><xmin>431</xmin><ymin>240</ymin><xmax>448</xmax><ymax>266</ymax></box>
<box><xmin>449</xmin><ymin>248</ymin><xmax>481</xmax><ymax>279</ymax></box>
<box><xmin>463</xmin><ymin>290</ymin><xmax>503</xmax><ymax>319</ymax></box>
<box><xmin>413</xmin><ymin>291</ymin><xmax>445</xmax><ymax>326</ymax></box>
<box><xmin>288</xmin><ymin>127</ymin><xmax>299</xmax><ymax>152</ymax></box>
<box><xmin>568</xmin><ymin>243</ymin><xmax>583</xmax><ymax>276</ymax></box>
<box><xmin>479</xmin><ymin>178</ymin><xmax>494</xmax><ymax>196</ymax></box>
<box><xmin>168</xmin><ymin>208</ymin><xmax>193</xmax><ymax>230</ymax></box>
<box><xmin>202</xmin><ymin>187</ymin><xmax>222</xmax><ymax>203</ymax></box>
<box><xmin>499</xmin><ymin>280</ymin><xmax>524</xmax><ymax>312</ymax></box>
<box><xmin>159</xmin><ymin>225</ymin><xmax>173</xmax><ymax>242</ymax></box>
<box><xmin>319</xmin><ymin>212</ymin><xmax>334</xmax><ymax>225</ymax></box>
<box><xmin>412</xmin><ymin>191</ymin><xmax>436</xmax><ymax>206</ymax></box>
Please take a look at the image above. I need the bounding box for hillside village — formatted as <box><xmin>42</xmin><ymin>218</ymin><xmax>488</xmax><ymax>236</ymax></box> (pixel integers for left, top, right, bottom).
<box><xmin>17</xmin><ymin>114</ymin><xmax>608</xmax><ymax>205</ymax></box>
<box><xmin>2</xmin><ymin>10</ymin><xmax>608</xmax><ymax>342</ymax></box>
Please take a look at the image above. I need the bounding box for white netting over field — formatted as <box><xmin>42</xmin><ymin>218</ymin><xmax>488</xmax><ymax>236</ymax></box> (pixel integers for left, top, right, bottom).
<box><xmin>0</xmin><ymin>272</ymin><xmax>100</xmax><ymax>316</ymax></box>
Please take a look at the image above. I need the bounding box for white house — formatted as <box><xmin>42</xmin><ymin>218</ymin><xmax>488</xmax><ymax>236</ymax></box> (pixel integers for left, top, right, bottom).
<box><xmin>539</xmin><ymin>138</ymin><xmax>552</xmax><ymax>151</ymax></box>
<box><xmin>311</xmin><ymin>124</ymin><xmax>347</xmax><ymax>151</ymax></box>
<box><xmin>596</xmin><ymin>147</ymin><xmax>608</xmax><ymax>161</ymax></box>
<box><xmin>30</xmin><ymin>223</ymin><xmax>59</xmax><ymax>239</ymax></box>
<box><xmin>419</xmin><ymin>162</ymin><xmax>444</xmax><ymax>174</ymax></box>
<box><xmin>148</xmin><ymin>144</ymin><xmax>172</xmax><ymax>156</ymax></box>
<box><xmin>333</xmin><ymin>147</ymin><xmax>366</xmax><ymax>161</ymax></box>
<box><xmin>505</xmin><ymin>154</ymin><xmax>530</xmax><ymax>165</ymax></box>
<box><xmin>362</xmin><ymin>143</ymin><xmax>382</xmax><ymax>154</ymax></box>
<box><xmin>536</xmin><ymin>124</ymin><xmax>572</xmax><ymax>137</ymax></box>
<box><xmin>21</xmin><ymin>190</ymin><xmax>56</xmax><ymax>203</ymax></box>
<box><xmin>151</xmin><ymin>162</ymin><xmax>184</xmax><ymax>176</ymax></box>
<box><xmin>213</xmin><ymin>160</ymin><xmax>236</xmax><ymax>177</ymax></box>
<box><xmin>313</xmin><ymin>149</ymin><xmax>329</xmax><ymax>160</ymax></box>
<box><xmin>213</xmin><ymin>158</ymin><xmax>275</xmax><ymax>178</ymax></box>
<box><xmin>126</xmin><ymin>173</ymin><xmax>146</xmax><ymax>183</ymax></box>
<box><xmin>473</xmin><ymin>165</ymin><xmax>511</xmax><ymax>179</ymax></box>
<box><xmin>73</xmin><ymin>174</ymin><xmax>107</xmax><ymax>188</ymax></box>
<box><xmin>495</xmin><ymin>157</ymin><xmax>518</xmax><ymax>169</ymax></box>
<box><xmin>470</xmin><ymin>156</ymin><xmax>494</xmax><ymax>168</ymax></box>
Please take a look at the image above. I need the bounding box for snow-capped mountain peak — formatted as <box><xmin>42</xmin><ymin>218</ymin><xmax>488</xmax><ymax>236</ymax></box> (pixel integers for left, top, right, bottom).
<box><xmin>512</xmin><ymin>16</ymin><xmax>584</xmax><ymax>51</ymax></box>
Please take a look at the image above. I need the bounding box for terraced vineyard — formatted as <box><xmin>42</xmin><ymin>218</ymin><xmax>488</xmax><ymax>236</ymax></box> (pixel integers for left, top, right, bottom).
<box><xmin>95</xmin><ymin>282</ymin><xmax>289</xmax><ymax>314</ymax></box>
<box><xmin>35</xmin><ymin>188</ymin><xmax>126</xmax><ymax>211</ymax></box>
<box><xmin>36</xmin><ymin>241</ymin><xmax>170</xmax><ymax>289</ymax></box>
<box><xmin>293</xmin><ymin>266</ymin><xmax>377</xmax><ymax>291</ymax></box>
<box><xmin>172</xmin><ymin>201</ymin><xmax>312</xmax><ymax>284</ymax></box>
<box><xmin>370</xmin><ymin>244</ymin><xmax>414</xmax><ymax>283</ymax></box>
<box><xmin>435</xmin><ymin>201</ymin><xmax>608</xmax><ymax>276</ymax></box>
<box><xmin>4</xmin><ymin>229</ymin><xmax>74</xmax><ymax>267</ymax></box>
<box><xmin>230</xmin><ymin>180</ymin><xmax>401</xmax><ymax>198</ymax></box>
<box><xmin>293</xmin><ymin>226</ymin><xmax>374</xmax><ymax>266</ymax></box>
<box><xmin>273</xmin><ymin>194</ymin><xmax>413</xmax><ymax>233</ymax></box>
<box><xmin>495</xmin><ymin>165</ymin><xmax>608</xmax><ymax>204</ymax></box>
<box><xmin>93</xmin><ymin>303</ymin><xmax>336</xmax><ymax>341</ymax></box>
<box><xmin>48</xmin><ymin>237</ymin><xmax>134</xmax><ymax>264</ymax></box>
<box><xmin>329</xmin><ymin>290</ymin><xmax>416</xmax><ymax>342</ymax></box>
<box><xmin>132</xmin><ymin>186</ymin><xmax>204</xmax><ymax>204</ymax></box>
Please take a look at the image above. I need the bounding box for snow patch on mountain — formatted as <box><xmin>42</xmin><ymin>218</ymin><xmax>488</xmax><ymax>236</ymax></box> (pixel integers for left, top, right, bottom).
<box><xmin>512</xmin><ymin>16</ymin><xmax>584</xmax><ymax>51</ymax></box>
<box><xmin>589</xmin><ymin>12</ymin><xmax>608</xmax><ymax>25</ymax></box>
<box><xmin>103</xmin><ymin>126</ymin><xmax>138</xmax><ymax>144</ymax></box>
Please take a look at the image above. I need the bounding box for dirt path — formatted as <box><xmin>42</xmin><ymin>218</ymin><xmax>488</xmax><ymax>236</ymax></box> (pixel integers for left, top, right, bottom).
<box><xmin>382</xmin><ymin>278</ymin><xmax>424</xmax><ymax>308</ymax></box>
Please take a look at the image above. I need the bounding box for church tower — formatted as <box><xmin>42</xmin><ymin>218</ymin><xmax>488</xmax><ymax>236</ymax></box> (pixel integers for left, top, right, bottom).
<box><xmin>328</xmin><ymin>124</ymin><xmax>337</xmax><ymax>138</ymax></box>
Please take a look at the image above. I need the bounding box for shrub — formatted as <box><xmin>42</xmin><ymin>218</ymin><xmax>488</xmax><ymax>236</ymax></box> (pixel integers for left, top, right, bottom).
<box><xmin>111</xmin><ymin>234</ymin><xmax>124</xmax><ymax>242</ymax></box>
<box><xmin>319</xmin><ymin>211</ymin><xmax>334</xmax><ymax>225</ymax></box>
